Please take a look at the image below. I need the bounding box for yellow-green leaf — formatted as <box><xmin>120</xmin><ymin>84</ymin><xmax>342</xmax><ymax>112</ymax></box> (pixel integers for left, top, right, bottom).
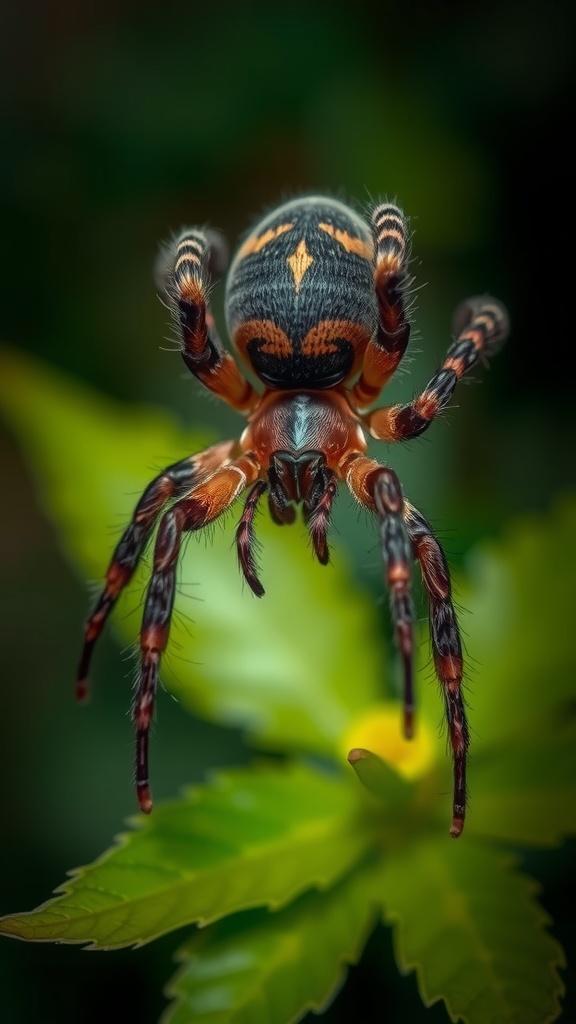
<box><xmin>163</xmin><ymin>862</ymin><xmax>381</xmax><ymax>1024</ymax></box>
<box><xmin>0</xmin><ymin>351</ymin><xmax>383</xmax><ymax>755</ymax></box>
<box><xmin>379</xmin><ymin>839</ymin><xmax>565</xmax><ymax>1024</ymax></box>
<box><xmin>0</xmin><ymin>763</ymin><xmax>371</xmax><ymax>949</ymax></box>
<box><xmin>347</xmin><ymin>747</ymin><xmax>412</xmax><ymax>805</ymax></box>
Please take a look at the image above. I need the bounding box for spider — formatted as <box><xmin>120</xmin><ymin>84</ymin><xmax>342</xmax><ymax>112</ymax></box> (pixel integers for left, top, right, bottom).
<box><xmin>76</xmin><ymin>195</ymin><xmax>509</xmax><ymax>837</ymax></box>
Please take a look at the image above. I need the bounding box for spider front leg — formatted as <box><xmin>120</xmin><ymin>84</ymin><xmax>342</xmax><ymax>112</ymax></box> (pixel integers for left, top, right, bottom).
<box><xmin>404</xmin><ymin>501</ymin><xmax>467</xmax><ymax>838</ymax></box>
<box><xmin>76</xmin><ymin>440</ymin><xmax>236</xmax><ymax>700</ymax></box>
<box><xmin>366</xmin><ymin>296</ymin><xmax>509</xmax><ymax>440</ymax></box>
<box><xmin>160</xmin><ymin>229</ymin><xmax>258</xmax><ymax>413</ymax></box>
<box><xmin>345</xmin><ymin>456</ymin><xmax>415</xmax><ymax>738</ymax></box>
<box><xmin>350</xmin><ymin>203</ymin><xmax>411</xmax><ymax>411</ymax></box>
<box><xmin>135</xmin><ymin>452</ymin><xmax>260</xmax><ymax>813</ymax></box>
<box><xmin>304</xmin><ymin>472</ymin><xmax>337</xmax><ymax>566</ymax></box>
<box><xmin>236</xmin><ymin>479</ymin><xmax>268</xmax><ymax>597</ymax></box>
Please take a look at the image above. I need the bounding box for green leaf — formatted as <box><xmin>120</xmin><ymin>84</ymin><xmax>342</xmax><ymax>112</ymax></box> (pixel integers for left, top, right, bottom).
<box><xmin>0</xmin><ymin>762</ymin><xmax>371</xmax><ymax>949</ymax></box>
<box><xmin>0</xmin><ymin>351</ymin><xmax>383</xmax><ymax>755</ymax></box>
<box><xmin>379</xmin><ymin>839</ymin><xmax>565</xmax><ymax>1024</ymax></box>
<box><xmin>469</xmin><ymin>724</ymin><xmax>576</xmax><ymax>847</ymax></box>
<box><xmin>347</xmin><ymin>747</ymin><xmax>411</xmax><ymax>805</ymax></box>
<box><xmin>163</xmin><ymin>863</ymin><xmax>380</xmax><ymax>1024</ymax></box>
<box><xmin>419</xmin><ymin>499</ymin><xmax>576</xmax><ymax>752</ymax></box>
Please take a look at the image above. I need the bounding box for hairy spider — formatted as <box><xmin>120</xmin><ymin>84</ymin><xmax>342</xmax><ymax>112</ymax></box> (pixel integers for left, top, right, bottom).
<box><xmin>76</xmin><ymin>196</ymin><xmax>509</xmax><ymax>837</ymax></box>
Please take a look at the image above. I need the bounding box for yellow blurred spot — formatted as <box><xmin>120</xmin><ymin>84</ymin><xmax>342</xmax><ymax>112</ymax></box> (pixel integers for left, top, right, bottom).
<box><xmin>342</xmin><ymin>703</ymin><xmax>436</xmax><ymax>780</ymax></box>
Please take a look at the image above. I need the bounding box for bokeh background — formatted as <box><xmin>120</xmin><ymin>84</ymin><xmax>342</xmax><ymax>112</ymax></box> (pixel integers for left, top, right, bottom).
<box><xmin>1</xmin><ymin>1</ymin><xmax>574</xmax><ymax>1020</ymax></box>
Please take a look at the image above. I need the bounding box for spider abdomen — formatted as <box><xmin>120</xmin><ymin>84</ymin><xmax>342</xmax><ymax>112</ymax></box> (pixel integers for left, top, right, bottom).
<box><xmin>225</xmin><ymin>196</ymin><xmax>377</xmax><ymax>389</ymax></box>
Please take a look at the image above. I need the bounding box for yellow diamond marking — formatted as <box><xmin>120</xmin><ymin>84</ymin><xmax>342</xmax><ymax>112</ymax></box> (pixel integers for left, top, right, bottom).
<box><xmin>287</xmin><ymin>239</ymin><xmax>313</xmax><ymax>293</ymax></box>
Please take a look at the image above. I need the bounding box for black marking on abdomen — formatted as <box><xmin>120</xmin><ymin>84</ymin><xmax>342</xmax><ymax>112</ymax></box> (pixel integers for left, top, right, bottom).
<box><xmin>250</xmin><ymin>338</ymin><xmax>354</xmax><ymax>389</ymax></box>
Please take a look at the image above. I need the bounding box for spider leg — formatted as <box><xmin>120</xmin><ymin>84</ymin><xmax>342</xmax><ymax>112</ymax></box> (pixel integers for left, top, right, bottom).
<box><xmin>344</xmin><ymin>455</ymin><xmax>415</xmax><ymax>737</ymax></box>
<box><xmin>135</xmin><ymin>452</ymin><xmax>260</xmax><ymax>813</ymax></box>
<box><xmin>76</xmin><ymin>440</ymin><xmax>236</xmax><ymax>701</ymax></box>
<box><xmin>404</xmin><ymin>500</ymin><xmax>467</xmax><ymax>838</ymax></box>
<box><xmin>349</xmin><ymin>203</ymin><xmax>411</xmax><ymax>411</ymax></box>
<box><xmin>236</xmin><ymin>479</ymin><xmax>268</xmax><ymax>596</ymax></box>
<box><xmin>366</xmin><ymin>296</ymin><xmax>509</xmax><ymax>441</ymax></box>
<box><xmin>304</xmin><ymin>471</ymin><xmax>337</xmax><ymax>565</ymax></box>
<box><xmin>160</xmin><ymin>229</ymin><xmax>258</xmax><ymax>413</ymax></box>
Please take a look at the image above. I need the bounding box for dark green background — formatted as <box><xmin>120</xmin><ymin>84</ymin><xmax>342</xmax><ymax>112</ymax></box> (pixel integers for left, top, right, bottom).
<box><xmin>1</xmin><ymin>2</ymin><xmax>574</xmax><ymax>1021</ymax></box>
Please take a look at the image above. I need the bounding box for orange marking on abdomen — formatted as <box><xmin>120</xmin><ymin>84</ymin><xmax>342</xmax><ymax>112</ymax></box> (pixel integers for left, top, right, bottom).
<box><xmin>301</xmin><ymin>320</ymin><xmax>371</xmax><ymax>357</ymax></box>
<box><xmin>318</xmin><ymin>222</ymin><xmax>374</xmax><ymax>260</ymax></box>
<box><xmin>236</xmin><ymin>222</ymin><xmax>294</xmax><ymax>260</ymax></box>
<box><xmin>234</xmin><ymin>320</ymin><xmax>293</xmax><ymax>357</ymax></box>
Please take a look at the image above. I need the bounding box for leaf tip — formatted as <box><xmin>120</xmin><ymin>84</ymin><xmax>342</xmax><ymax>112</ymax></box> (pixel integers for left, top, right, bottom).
<box><xmin>347</xmin><ymin>747</ymin><xmax>370</xmax><ymax>766</ymax></box>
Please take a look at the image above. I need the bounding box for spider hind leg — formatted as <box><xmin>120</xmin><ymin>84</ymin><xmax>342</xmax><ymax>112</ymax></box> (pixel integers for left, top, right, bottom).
<box><xmin>404</xmin><ymin>501</ymin><xmax>468</xmax><ymax>837</ymax></box>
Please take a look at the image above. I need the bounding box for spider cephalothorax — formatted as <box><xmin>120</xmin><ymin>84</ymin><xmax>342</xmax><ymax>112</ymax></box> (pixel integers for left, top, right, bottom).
<box><xmin>76</xmin><ymin>195</ymin><xmax>509</xmax><ymax>836</ymax></box>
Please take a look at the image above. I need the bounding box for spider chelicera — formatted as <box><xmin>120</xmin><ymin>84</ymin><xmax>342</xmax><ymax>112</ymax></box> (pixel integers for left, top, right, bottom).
<box><xmin>76</xmin><ymin>195</ymin><xmax>509</xmax><ymax>836</ymax></box>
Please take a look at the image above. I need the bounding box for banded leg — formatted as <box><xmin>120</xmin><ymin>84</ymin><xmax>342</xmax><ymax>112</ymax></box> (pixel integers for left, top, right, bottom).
<box><xmin>350</xmin><ymin>203</ymin><xmax>411</xmax><ymax>411</ymax></box>
<box><xmin>162</xmin><ymin>229</ymin><xmax>257</xmax><ymax>413</ymax></box>
<box><xmin>135</xmin><ymin>453</ymin><xmax>260</xmax><ymax>813</ymax></box>
<box><xmin>366</xmin><ymin>296</ymin><xmax>509</xmax><ymax>441</ymax></box>
<box><xmin>76</xmin><ymin>440</ymin><xmax>236</xmax><ymax>701</ymax></box>
<box><xmin>304</xmin><ymin>472</ymin><xmax>337</xmax><ymax>565</ymax></box>
<box><xmin>236</xmin><ymin>480</ymin><xmax>267</xmax><ymax>596</ymax></box>
<box><xmin>345</xmin><ymin>455</ymin><xmax>414</xmax><ymax>737</ymax></box>
<box><xmin>404</xmin><ymin>501</ymin><xmax>467</xmax><ymax>838</ymax></box>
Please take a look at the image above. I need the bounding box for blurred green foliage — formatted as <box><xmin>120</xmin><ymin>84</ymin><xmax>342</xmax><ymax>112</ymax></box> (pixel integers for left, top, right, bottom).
<box><xmin>1</xmin><ymin>1</ymin><xmax>574</xmax><ymax>1021</ymax></box>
